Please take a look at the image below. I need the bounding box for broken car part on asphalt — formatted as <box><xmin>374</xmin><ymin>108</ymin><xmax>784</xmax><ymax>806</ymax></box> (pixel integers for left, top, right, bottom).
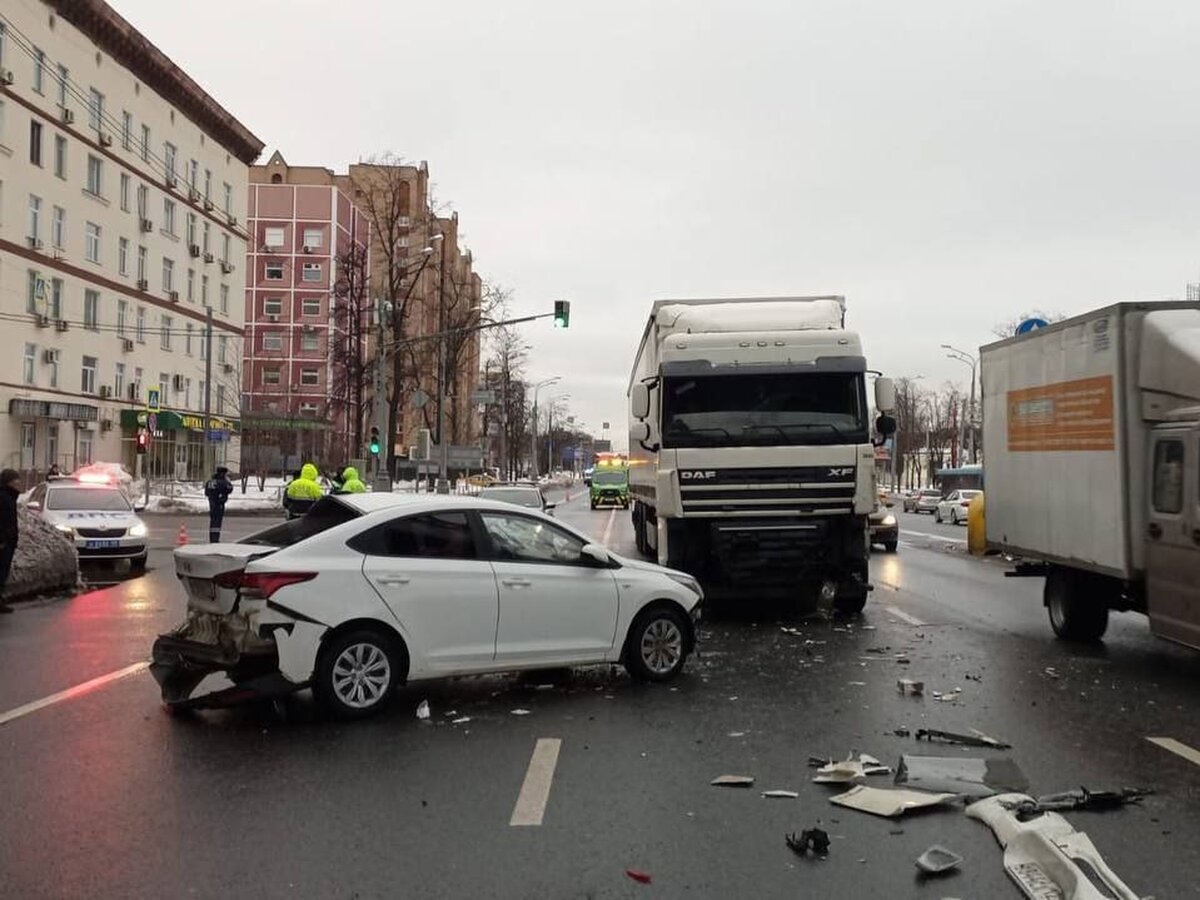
<box><xmin>711</xmin><ymin>775</ymin><xmax>755</xmax><ymax>787</ymax></box>
<box><xmin>1003</xmin><ymin>787</ymin><xmax>1153</xmax><ymax>820</ymax></box>
<box><xmin>762</xmin><ymin>790</ymin><xmax>799</xmax><ymax>799</ymax></box>
<box><xmin>967</xmin><ymin>793</ymin><xmax>1142</xmax><ymax>900</ymax></box>
<box><xmin>895</xmin><ymin>755</ymin><xmax>1029</xmax><ymax>798</ymax></box>
<box><xmin>915</xmin><ymin>845</ymin><xmax>963</xmax><ymax>875</ymax></box>
<box><xmin>828</xmin><ymin>785</ymin><xmax>957</xmax><ymax>818</ymax></box>
<box><xmin>897</xmin><ymin>678</ymin><xmax>924</xmax><ymax>695</ymax></box>
<box><xmin>786</xmin><ymin>828</ymin><xmax>831</xmax><ymax>857</ymax></box>
<box><xmin>813</xmin><ymin>753</ymin><xmax>893</xmax><ymax>783</ymax></box>
<box><xmin>915</xmin><ymin>728</ymin><xmax>1011</xmax><ymax>750</ymax></box>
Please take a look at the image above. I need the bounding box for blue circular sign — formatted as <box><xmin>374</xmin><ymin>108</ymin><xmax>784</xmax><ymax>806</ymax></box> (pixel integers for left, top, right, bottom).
<box><xmin>1016</xmin><ymin>318</ymin><xmax>1049</xmax><ymax>335</ymax></box>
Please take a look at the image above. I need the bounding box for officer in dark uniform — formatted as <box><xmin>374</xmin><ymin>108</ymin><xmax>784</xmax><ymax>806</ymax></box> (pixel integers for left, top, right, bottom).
<box><xmin>204</xmin><ymin>466</ymin><xmax>233</xmax><ymax>542</ymax></box>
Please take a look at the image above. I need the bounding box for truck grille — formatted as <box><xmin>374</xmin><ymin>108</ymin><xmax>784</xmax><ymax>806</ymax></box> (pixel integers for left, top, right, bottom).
<box><xmin>679</xmin><ymin>466</ymin><xmax>855</xmax><ymax>516</ymax></box>
<box><xmin>710</xmin><ymin>520</ymin><xmax>831</xmax><ymax>584</ymax></box>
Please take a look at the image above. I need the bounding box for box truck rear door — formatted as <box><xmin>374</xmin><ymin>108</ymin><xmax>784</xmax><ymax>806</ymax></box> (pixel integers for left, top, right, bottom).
<box><xmin>1146</xmin><ymin>429</ymin><xmax>1200</xmax><ymax>650</ymax></box>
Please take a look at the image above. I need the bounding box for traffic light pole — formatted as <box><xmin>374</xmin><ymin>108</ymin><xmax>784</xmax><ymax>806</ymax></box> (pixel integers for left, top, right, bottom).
<box><xmin>371</xmin><ymin>299</ymin><xmax>392</xmax><ymax>492</ymax></box>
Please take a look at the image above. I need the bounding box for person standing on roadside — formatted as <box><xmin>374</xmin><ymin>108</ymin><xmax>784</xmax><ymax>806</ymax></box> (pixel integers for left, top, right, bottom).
<box><xmin>0</xmin><ymin>469</ymin><xmax>23</xmax><ymax>613</ymax></box>
<box><xmin>204</xmin><ymin>466</ymin><xmax>233</xmax><ymax>542</ymax></box>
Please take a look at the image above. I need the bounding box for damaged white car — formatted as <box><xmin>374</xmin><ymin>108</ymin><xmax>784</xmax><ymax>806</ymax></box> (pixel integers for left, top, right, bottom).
<box><xmin>151</xmin><ymin>494</ymin><xmax>702</xmax><ymax>718</ymax></box>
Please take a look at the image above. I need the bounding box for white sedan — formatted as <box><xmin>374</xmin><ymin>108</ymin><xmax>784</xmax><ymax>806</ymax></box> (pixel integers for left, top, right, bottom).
<box><xmin>152</xmin><ymin>494</ymin><xmax>703</xmax><ymax>718</ymax></box>
<box><xmin>935</xmin><ymin>489</ymin><xmax>982</xmax><ymax>525</ymax></box>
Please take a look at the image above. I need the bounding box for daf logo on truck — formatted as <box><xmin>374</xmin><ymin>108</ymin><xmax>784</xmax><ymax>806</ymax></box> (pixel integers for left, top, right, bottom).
<box><xmin>680</xmin><ymin>470</ymin><xmax>718</xmax><ymax>480</ymax></box>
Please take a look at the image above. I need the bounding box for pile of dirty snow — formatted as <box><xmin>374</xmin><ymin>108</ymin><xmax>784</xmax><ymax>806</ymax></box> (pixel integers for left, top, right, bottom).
<box><xmin>3</xmin><ymin>508</ymin><xmax>80</xmax><ymax>600</ymax></box>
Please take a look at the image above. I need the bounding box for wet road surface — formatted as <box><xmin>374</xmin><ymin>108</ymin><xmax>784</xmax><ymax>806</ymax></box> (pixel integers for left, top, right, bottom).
<box><xmin>1</xmin><ymin>487</ymin><xmax>1198</xmax><ymax>898</ymax></box>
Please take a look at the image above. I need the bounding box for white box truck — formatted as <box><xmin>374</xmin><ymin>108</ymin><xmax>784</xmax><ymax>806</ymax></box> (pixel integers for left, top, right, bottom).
<box><xmin>627</xmin><ymin>296</ymin><xmax>896</xmax><ymax>612</ymax></box>
<box><xmin>981</xmin><ymin>301</ymin><xmax>1200</xmax><ymax>648</ymax></box>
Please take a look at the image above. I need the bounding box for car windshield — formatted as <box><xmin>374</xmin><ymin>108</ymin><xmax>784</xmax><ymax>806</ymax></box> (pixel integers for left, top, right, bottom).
<box><xmin>592</xmin><ymin>471</ymin><xmax>627</xmax><ymax>485</ymax></box>
<box><xmin>661</xmin><ymin>371</ymin><xmax>868</xmax><ymax>448</ymax></box>
<box><xmin>241</xmin><ymin>496</ymin><xmax>360</xmax><ymax>546</ymax></box>
<box><xmin>921</xmin><ymin>490</ymin><xmax>942</xmax><ymax>498</ymax></box>
<box><xmin>46</xmin><ymin>487</ymin><xmax>131</xmax><ymax>511</ymax></box>
<box><xmin>480</xmin><ymin>488</ymin><xmax>542</xmax><ymax>508</ymax></box>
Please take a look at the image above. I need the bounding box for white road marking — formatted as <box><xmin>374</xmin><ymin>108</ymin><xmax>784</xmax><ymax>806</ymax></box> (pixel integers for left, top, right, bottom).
<box><xmin>1147</xmin><ymin>736</ymin><xmax>1200</xmax><ymax>768</ymax></box>
<box><xmin>601</xmin><ymin>508</ymin><xmax>616</xmax><ymax>547</ymax></box>
<box><xmin>510</xmin><ymin>737</ymin><xmax>563</xmax><ymax>826</ymax></box>
<box><xmin>0</xmin><ymin>661</ymin><xmax>150</xmax><ymax>727</ymax></box>
<box><xmin>884</xmin><ymin>606</ymin><xmax>926</xmax><ymax>627</ymax></box>
<box><xmin>901</xmin><ymin>529</ymin><xmax>967</xmax><ymax>545</ymax></box>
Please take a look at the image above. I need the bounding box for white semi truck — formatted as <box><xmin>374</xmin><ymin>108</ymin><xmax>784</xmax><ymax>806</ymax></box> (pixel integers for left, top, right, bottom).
<box><xmin>982</xmin><ymin>301</ymin><xmax>1200</xmax><ymax>648</ymax></box>
<box><xmin>627</xmin><ymin>296</ymin><xmax>895</xmax><ymax>612</ymax></box>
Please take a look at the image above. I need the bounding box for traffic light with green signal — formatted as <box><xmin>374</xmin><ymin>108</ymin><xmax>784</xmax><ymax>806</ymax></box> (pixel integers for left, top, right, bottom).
<box><xmin>553</xmin><ymin>300</ymin><xmax>571</xmax><ymax>328</ymax></box>
<box><xmin>369</xmin><ymin>426</ymin><xmax>381</xmax><ymax>457</ymax></box>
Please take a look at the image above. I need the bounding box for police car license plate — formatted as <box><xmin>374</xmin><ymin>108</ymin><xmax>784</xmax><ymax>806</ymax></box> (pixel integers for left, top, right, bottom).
<box><xmin>85</xmin><ymin>539</ymin><xmax>120</xmax><ymax>549</ymax></box>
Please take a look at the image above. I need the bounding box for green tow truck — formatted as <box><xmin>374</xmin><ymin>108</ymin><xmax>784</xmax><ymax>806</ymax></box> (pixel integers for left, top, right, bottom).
<box><xmin>590</xmin><ymin>466</ymin><xmax>630</xmax><ymax>509</ymax></box>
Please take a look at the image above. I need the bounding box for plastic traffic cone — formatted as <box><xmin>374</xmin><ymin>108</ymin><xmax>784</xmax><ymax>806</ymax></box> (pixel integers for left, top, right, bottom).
<box><xmin>177</xmin><ymin>523</ymin><xmax>188</xmax><ymax>546</ymax></box>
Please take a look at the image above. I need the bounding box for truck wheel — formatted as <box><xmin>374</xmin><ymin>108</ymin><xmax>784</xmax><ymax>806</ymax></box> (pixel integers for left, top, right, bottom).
<box><xmin>834</xmin><ymin>590</ymin><xmax>868</xmax><ymax>616</ymax></box>
<box><xmin>1045</xmin><ymin>569</ymin><xmax>1108</xmax><ymax>642</ymax></box>
<box><xmin>884</xmin><ymin>541</ymin><xmax>898</xmax><ymax>553</ymax></box>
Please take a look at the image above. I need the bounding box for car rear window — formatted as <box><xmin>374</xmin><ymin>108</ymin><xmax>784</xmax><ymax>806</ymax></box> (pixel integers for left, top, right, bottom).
<box><xmin>241</xmin><ymin>496</ymin><xmax>360</xmax><ymax>547</ymax></box>
<box><xmin>479</xmin><ymin>488</ymin><xmax>542</xmax><ymax>508</ymax></box>
<box><xmin>921</xmin><ymin>490</ymin><xmax>941</xmax><ymax>497</ymax></box>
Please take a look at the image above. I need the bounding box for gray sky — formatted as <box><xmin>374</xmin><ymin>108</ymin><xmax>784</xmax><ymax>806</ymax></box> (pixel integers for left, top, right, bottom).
<box><xmin>114</xmin><ymin>0</ymin><xmax>1200</xmax><ymax>445</ymax></box>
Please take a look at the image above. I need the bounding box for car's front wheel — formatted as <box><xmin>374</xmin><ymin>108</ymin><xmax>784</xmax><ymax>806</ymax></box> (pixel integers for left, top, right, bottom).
<box><xmin>130</xmin><ymin>554</ymin><xmax>147</xmax><ymax>574</ymax></box>
<box><xmin>624</xmin><ymin>605</ymin><xmax>690</xmax><ymax>682</ymax></box>
<box><xmin>315</xmin><ymin>628</ymin><xmax>404</xmax><ymax>719</ymax></box>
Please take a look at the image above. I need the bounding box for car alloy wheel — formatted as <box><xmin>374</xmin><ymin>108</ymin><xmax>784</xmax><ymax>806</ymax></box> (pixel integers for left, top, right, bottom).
<box><xmin>331</xmin><ymin>642</ymin><xmax>392</xmax><ymax>710</ymax></box>
<box><xmin>641</xmin><ymin>618</ymin><xmax>683</xmax><ymax>675</ymax></box>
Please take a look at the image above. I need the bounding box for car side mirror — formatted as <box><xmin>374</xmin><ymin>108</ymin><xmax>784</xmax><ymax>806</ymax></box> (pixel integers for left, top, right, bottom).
<box><xmin>133</xmin><ymin>501</ymin><xmax>147</xmax><ymax>512</ymax></box>
<box><xmin>25</xmin><ymin>501</ymin><xmax>41</xmax><ymax>511</ymax></box>
<box><xmin>630</xmin><ymin>383</ymin><xmax>650</xmax><ymax>420</ymax></box>
<box><xmin>581</xmin><ymin>543</ymin><xmax>612</xmax><ymax>566</ymax></box>
<box><xmin>544</xmin><ymin>501</ymin><xmax>557</xmax><ymax>511</ymax></box>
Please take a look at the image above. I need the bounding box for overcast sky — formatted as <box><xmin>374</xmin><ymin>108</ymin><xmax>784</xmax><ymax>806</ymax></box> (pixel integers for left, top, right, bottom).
<box><xmin>114</xmin><ymin>0</ymin><xmax>1200</xmax><ymax>445</ymax></box>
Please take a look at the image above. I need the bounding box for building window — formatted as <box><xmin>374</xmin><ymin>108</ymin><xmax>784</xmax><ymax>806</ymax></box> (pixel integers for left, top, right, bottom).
<box><xmin>83</xmin><ymin>290</ymin><xmax>99</xmax><ymax>330</ymax></box>
<box><xmin>53</xmin><ymin>134</ymin><xmax>66</xmax><ymax>178</ymax></box>
<box><xmin>136</xmin><ymin>183</ymin><xmax>148</xmax><ymax>219</ymax></box>
<box><xmin>202</xmin><ymin>220</ymin><xmax>211</xmax><ymax>254</ymax></box>
<box><xmin>218</xmin><ymin>335</ymin><xmax>228</xmax><ymax>364</ymax></box>
<box><xmin>30</xmin><ymin>119</ymin><xmax>43</xmax><ymax>166</ymax></box>
<box><xmin>23</xmin><ymin>344</ymin><xmax>35</xmax><ymax>385</ymax></box>
<box><xmin>300</xmin><ymin>368</ymin><xmax>319</xmax><ymax>386</ymax></box>
<box><xmin>262</xmin><ymin>367</ymin><xmax>281</xmax><ymax>386</ymax></box>
<box><xmin>161</xmin><ymin>315</ymin><xmax>172</xmax><ymax>350</ymax></box>
<box><xmin>140</xmin><ymin>124</ymin><xmax>150</xmax><ymax>163</ymax></box>
<box><xmin>33</xmin><ymin>48</ymin><xmax>45</xmax><ymax>94</ymax></box>
<box><xmin>118</xmin><ymin>237</ymin><xmax>129</xmax><ymax>275</ymax></box>
<box><xmin>51</xmin><ymin>206</ymin><xmax>65</xmax><ymax>249</ymax></box>
<box><xmin>298</xmin><ymin>402</ymin><xmax>318</xmax><ymax>417</ymax></box>
<box><xmin>85</xmin><ymin>222</ymin><xmax>101</xmax><ymax>262</ymax></box>
<box><xmin>56</xmin><ymin>64</ymin><xmax>68</xmax><ymax>108</ymax></box>
<box><xmin>163</xmin><ymin>198</ymin><xmax>176</xmax><ymax>235</ymax></box>
<box><xmin>77</xmin><ymin>432</ymin><xmax>93</xmax><ymax>467</ymax></box>
<box><xmin>302</xmin><ymin>262</ymin><xmax>322</xmax><ymax>282</ymax></box>
<box><xmin>121</xmin><ymin>111</ymin><xmax>132</xmax><ymax>150</ymax></box>
<box><xmin>47</xmin><ymin>350</ymin><xmax>58</xmax><ymax>388</ymax></box>
<box><xmin>27</xmin><ymin>194</ymin><xmax>41</xmax><ymax>241</ymax></box>
<box><xmin>216</xmin><ymin>386</ymin><xmax>226</xmax><ymax>415</ymax></box>
<box><xmin>301</xmin><ymin>297</ymin><xmax>321</xmax><ymax>316</ymax></box>
<box><xmin>81</xmin><ymin>356</ymin><xmax>97</xmax><ymax>394</ymax></box>
<box><xmin>159</xmin><ymin>373</ymin><xmax>170</xmax><ymax>406</ymax></box>
<box><xmin>300</xmin><ymin>331</ymin><xmax>319</xmax><ymax>352</ymax></box>
<box><xmin>163</xmin><ymin>142</ymin><xmax>177</xmax><ymax>182</ymax></box>
<box><xmin>88</xmin><ymin>88</ymin><xmax>104</xmax><ymax>131</ymax></box>
<box><xmin>189</xmin><ymin>159</ymin><xmax>198</xmax><ymax>189</ymax></box>
<box><xmin>86</xmin><ymin>154</ymin><xmax>102</xmax><ymax>196</ymax></box>
<box><xmin>137</xmin><ymin>244</ymin><xmax>147</xmax><ymax>281</ymax></box>
<box><xmin>134</xmin><ymin>367</ymin><xmax>144</xmax><ymax>399</ymax></box>
<box><xmin>27</xmin><ymin>270</ymin><xmax>41</xmax><ymax>314</ymax></box>
<box><xmin>187</xmin><ymin>213</ymin><xmax>196</xmax><ymax>247</ymax></box>
<box><xmin>265</xmin><ymin>262</ymin><xmax>285</xmax><ymax>280</ymax></box>
<box><xmin>221</xmin><ymin>233</ymin><xmax>231</xmax><ymax>264</ymax></box>
<box><xmin>162</xmin><ymin>257</ymin><xmax>174</xmax><ymax>293</ymax></box>
<box><xmin>223</xmin><ymin>182</ymin><xmax>232</xmax><ymax>216</ymax></box>
<box><xmin>302</xmin><ymin>227</ymin><xmax>324</xmax><ymax>249</ymax></box>
<box><xmin>120</xmin><ymin>173</ymin><xmax>130</xmax><ymax>211</ymax></box>
<box><xmin>117</xmin><ymin>299</ymin><xmax>127</xmax><ymax>336</ymax></box>
<box><xmin>136</xmin><ymin>306</ymin><xmax>146</xmax><ymax>343</ymax></box>
<box><xmin>185</xmin><ymin>323</ymin><xmax>193</xmax><ymax>355</ymax></box>
<box><xmin>187</xmin><ymin>268</ymin><xmax>195</xmax><ymax>302</ymax></box>
<box><xmin>204</xmin><ymin>169</ymin><xmax>212</xmax><ymax>202</ymax></box>
<box><xmin>184</xmin><ymin>377</ymin><xmax>192</xmax><ymax>409</ymax></box>
<box><xmin>263</xmin><ymin>297</ymin><xmax>283</xmax><ymax>316</ymax></box>
<box><xmin>264</xmin><ymin>226</ymin><xmax>285</xmax><ymax>248</ymax></box>
<box><xmin>220</xmin><ymin>284</ymin><xmax>229</xmax><ymax>314</ymax></box>
<box><xmin>49</xmin><ymin>279</ymin><xmax>62</xmax><ymax>320</ymax></box>
<box><xmin>262</xmin><ymin>332</ymin><xmax>283</xmax><ymax>351</ymax></box>
<box><xmin>115</xmin><ymin>363</ymin><xmax>125</xmax><ymax>399</ymax></box>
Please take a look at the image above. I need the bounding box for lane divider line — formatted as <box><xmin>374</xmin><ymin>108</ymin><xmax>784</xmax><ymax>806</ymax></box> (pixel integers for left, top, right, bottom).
<box><xmin>510</xmin><ymin>737</ymin><xmax>562</xmax><ymax>827</ymax></box>
<box><xmin>1147</xmin><ymin>736</ymin><xmax>1200</xmax><ymax>768</ymax></box>
<box><xmin>0</xmin><ymin>661</ymin><xmax>150</xmax><ymax>727</ymax></box>
<box><xmin>601</xmin><ymin>508</ymin><xmax>616</xmax><ymax>548</ymax></box>
<box><xmin>884</xmin><ymin>606</ymin><xmax>926</xmax><ymax>627</ymax></box>
<box><xmin>901</xmin><ymin>529</ymin><xmax>968</xmax><ymax>545</ymax></box>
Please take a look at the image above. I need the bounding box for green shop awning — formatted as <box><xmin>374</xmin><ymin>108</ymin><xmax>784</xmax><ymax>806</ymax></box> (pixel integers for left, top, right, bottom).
<box><xmin>119</xmin><ymin>409</ymin><xmax>240</xmax><ymax>434</ymax></box>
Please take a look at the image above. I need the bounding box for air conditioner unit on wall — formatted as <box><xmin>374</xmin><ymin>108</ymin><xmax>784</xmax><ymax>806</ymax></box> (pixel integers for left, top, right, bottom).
<box><xmin>136</xmin><ymin>279</ymin><xmax>149</xmax><ymax>291</ymax></box>
<box><xmin>99</xmin><ymin>385</ymin><xmax>113</xmax><ymax>398</ymax></box>
<box><xmin>100</xmin><ymin>419</ymin><xmax>113</xmax><ymax>432</ymax></box>
<box><xmin>42</xmin><ymin>349</ymin><xmax>59</xmax><ymax>364</ymax></box>
<box><xmin>54</xmin><ymin>319</ymin><xmax>69</xmax><ymax>332</ymax></box>
<box><xmin>60</xmin><ymin>107</ymin><xmax>74</xmax><ymax>124</ymax></box>
<box><xmin>0</xmin><ymin>69</ymin><xmax>14</xmax><ymax>86</ymax></box>
<box><xmin>189</xmin><ymin>244</ymin><xmax>201</xmax><ymax>258</ymax></box>
<box><xmin>27</xmin><ymin>236</ymin><xmax>44</xmax><ymax>250</ymax></box>
<box><xmin>140</xmin><ymin>219</ymin><xmax>153</xmax><ymax>233</ymax></box>
<box><xmin>98</xmin><ymin>133</ymin><xmax>113</xmax><ymax>148</ymax></box>
<box><xmin>203</xmin><ymin>252</ymin><xmax>214</xmax><ymax>263</ymax></box>
<box><xmin>35</xmin><ymin>314</ymin><xmax>50</xmax><ymax>328</ymax></box>
<box><xmin>121</xmin><ymin>339</ymin><xmax>134</xmax><ymax>352</ymax></box>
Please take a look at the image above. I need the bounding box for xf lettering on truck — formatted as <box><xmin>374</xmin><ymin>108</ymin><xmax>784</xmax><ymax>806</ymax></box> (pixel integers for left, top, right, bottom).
<box><xmin>679</xmin><ymin>470</ymin><xmax>718</xmax><ymax>480</ymax></box>
<box><xmin>828</xmin><ymin>467</ymin><xmax>855</xmax><ymax>477</ymax></box>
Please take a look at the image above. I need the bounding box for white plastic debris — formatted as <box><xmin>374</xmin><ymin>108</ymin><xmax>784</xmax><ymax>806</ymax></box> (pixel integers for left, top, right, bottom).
<box><xmin>451</xmin><ymin>716</ymin><xmax>471</xmax><ymax>724</ymax></box>
<box><xmin>829</xmin><ymin>785</ymin><xmax>957</xmax><ymax>818</ymax></box>
<box><xmin>915</xmin><ymin>845</ymin><xmax>963</xmax><ymax>875</ymax></box>
<box><xmin>416</xmin><ymin>700</ymin><xmax>430</xmax><ymax>720</ymax></box>
<box><xmin>711</xmin><ymin>775</ymin><xmax>755</xmax><ymax>787</ymax></box>
<box><xmin>761</xmin><ymin>790</ymin><xmax>799</xmax><ymax>799</ymax></box>
<box><xmin>510</xmin><ymin>708</ymin><xmax>532</xmax><ymax>716</ymax></box>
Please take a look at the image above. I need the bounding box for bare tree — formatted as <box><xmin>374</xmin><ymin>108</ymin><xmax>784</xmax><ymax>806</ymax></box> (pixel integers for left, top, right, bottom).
<box><xmin>329</xmin><ymin>241</ymin><xmax>372</xmax><ymax>456</ymax></box>
<box><xmin>484</xmin><ymin>321</ymin><xmax>530</xmax><ymax>479</ymax></box>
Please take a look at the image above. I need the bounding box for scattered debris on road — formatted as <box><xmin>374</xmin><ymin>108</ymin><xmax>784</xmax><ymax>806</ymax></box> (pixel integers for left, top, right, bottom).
<box><xmin>451</xmin><ymin>716</ymin><xmax>471</xmax><ymax>725</ymax></box>
<box><xmin>1004</xmin><ymin>787</ymin><xmax>1153</xmax><ymax>819</ymax></box>
<box><xmin>897</xmin><ymin>678</ymin><xmax>925</xmax><ymax>696</ymax></box>
<box><xmin>1044</xmin><ymin>667</ymin><xmax>1061</xmax><ymax>679</ymax></box>
<box><xmin>916</xmin><ymin>728</ymin><xmax>1011</xmax><ymax>750</ymax></box>
<box><xmin>416</xmin><ymin>700</ymin><xmax>430</xmax><ymax>720</ymax></box>
<box><xmin>932</xmin><ymin>687</ymin><xmax>963</xmax><ymax>702</ymax></box>
<box><xmin>894</xmin><ymin>727</ymin><xmax>912</xmax><ymax>737</ymax></box>
<box><xmin>762</xmin><ymin>790</ymin><xmax>799</xmax><ymax>799</ymax></box>
<box><xmin>896</xmin><ymin>755</ymin><xmax>1029</xmax><ymax>797</ymax></box>
<box><xmin>727</xmin><ymin>731</ymin><xmax>747</xmax><ymax>738</ymax></box>
<box><xmin>711</xmin><ymin>775</ymin><xmax>756</xmax><ymax>787</ymax></box>
<box><xmin>786</xmin><ymin>828</ymin><xmax>831</xmax><ymax>857</ymax></box>
<box><xmin>812</xmin><ymin>753</ymin><xmax>893</xmax><ymax>783</ymax></box>
<box><xmin>510</xmin><ymin>708</ymin><xmax>532</xmax><ymax>716</ymax></box>
<box><xmin>915</xmin><ymin>845</ymin><xmax>963</xmax><ymax>875</ymax></box>
<box><xmin>829</xmin><ymin>785</ymin><xmax>957</xmax><ymax>818</ymax></box>
<box><xmin>624</xmin><ymin>869</ymin><xmax>652</xmax><ymax>884</ymax></box>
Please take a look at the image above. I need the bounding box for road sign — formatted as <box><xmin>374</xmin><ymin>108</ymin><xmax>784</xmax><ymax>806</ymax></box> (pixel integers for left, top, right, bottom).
<box><xmin>1016</xmin><ymin>318</ymin><xmax>1049</xmax><ymax>335</ymax></box>
<box><xmin>447</xmin><ymin>445</ymin><xmax>484</xmax><ymax>467</ymax></box>
<box><xmin>206</xmin><ymin>429</ymin><xmax>227</xmax><ymax>442</ymax></box>
<box><xmin>470</xmin><ymin>388</ymin><xmax>497</xmax><ymax>405</ymax></box>
<box><xmin>147</xmin><ymin>388</ymin><xmax>161</xmax><ymax>413</ymax></box>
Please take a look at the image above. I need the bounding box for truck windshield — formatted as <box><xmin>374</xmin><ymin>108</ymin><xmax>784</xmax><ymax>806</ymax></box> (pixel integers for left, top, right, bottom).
<box><xmin>661</xmin><ymin>372</ymin><xmax>867</xmax><ymax>448</ymax></box>
<box><xmin>593</xmin><ymin>470</ymin><xmax>627</xmax><ymax>485</ymax></box>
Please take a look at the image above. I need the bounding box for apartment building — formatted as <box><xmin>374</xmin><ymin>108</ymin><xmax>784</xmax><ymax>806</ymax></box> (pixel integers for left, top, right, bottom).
<box><xmin>0</xmin><ymin>0</ymin><xmax>262</xmax><ymax>479</ymax></box>
<box><xmin>245</xmin><ymin>151</ymin><xmax>370</xmax><ymax>466</ymax></box>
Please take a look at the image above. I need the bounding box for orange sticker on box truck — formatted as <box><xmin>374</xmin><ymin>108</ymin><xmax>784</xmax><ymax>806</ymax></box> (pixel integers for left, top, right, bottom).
<box><xmin>1007</xmin><ymin>375</ymin><xmax>1115</xmax><ymax>452</ymax></box>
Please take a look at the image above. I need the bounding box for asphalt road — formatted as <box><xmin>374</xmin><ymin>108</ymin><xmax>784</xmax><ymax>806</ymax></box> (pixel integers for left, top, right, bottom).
<box><xmin>1</xmin><ymin>486</ymin><xmax>1198</xmax><ymax>898</ymax></box>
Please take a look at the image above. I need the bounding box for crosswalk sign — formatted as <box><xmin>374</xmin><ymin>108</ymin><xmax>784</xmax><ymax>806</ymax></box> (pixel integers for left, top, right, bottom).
<box><xmin>147</xmin><ymin>388</ymin><xmax>161</xmax><ymax>413</ymax></box>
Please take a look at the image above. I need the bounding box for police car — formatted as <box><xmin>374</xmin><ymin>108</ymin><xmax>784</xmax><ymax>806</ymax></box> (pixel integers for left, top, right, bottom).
<box><xmin>24</xmin><ymin>474</ymin><xmax>149</xmax><ymax>570</ymax></box>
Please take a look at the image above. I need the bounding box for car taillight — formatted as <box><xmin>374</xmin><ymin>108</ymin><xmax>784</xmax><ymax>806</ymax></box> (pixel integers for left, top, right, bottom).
<box><xmin>212</xmin><ymin>570</ymin><xmax>245</xmax><ymax>589</ymax></box>
<box><xmin>961</xmin><ymin>501</ymin><xmax>971</xmax><ymax>506</ymax></box>
<box><xmin>238</xmin><ymin>572</ymin><xmax>318</xmax><ymax>599</ymax></box>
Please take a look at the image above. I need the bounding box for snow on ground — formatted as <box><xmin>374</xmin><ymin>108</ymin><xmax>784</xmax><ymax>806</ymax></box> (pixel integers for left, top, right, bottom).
<box><xmin>3</xmin><ymin>508</ymin><xmax>80</xmax><ymax>601</ymax></box>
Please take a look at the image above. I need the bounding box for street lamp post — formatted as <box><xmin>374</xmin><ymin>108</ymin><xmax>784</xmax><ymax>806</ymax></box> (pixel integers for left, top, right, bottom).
<box><xmin>545</xmin><ymin>393</ymin><xmax>570</xmax><ymax>476</ymax></box>
<box><xmin>941</xmin><ymin>344</ymin><xmax>978</xmax><ymax>465</ymax></box>
<box><xmin>530</xmin><ymin>377</ymin><xmax>561</xmax><ymax>478</ymax></box>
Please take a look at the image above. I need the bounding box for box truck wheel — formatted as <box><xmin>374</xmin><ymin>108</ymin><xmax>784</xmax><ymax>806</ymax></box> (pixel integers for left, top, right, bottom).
<box><xmin>1045</xmin><ymin>568</ymin><xmax>1108</xmax><ymax>642</ymax></box>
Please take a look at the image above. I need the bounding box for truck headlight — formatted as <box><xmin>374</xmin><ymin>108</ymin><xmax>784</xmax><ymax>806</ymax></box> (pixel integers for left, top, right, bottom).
<box><xmin>129</xmin><ymin>523</ymin><xmax>148</xmax><ymax>538</ymax></box>
<box><xmin>667</xmin><ymin>572</ymin><xmax>704</xmax><ymax>599</ymax></box>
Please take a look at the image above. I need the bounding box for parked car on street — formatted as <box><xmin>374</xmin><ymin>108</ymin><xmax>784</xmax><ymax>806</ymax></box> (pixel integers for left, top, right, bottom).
<box><xmin>151</xmin><ymin>494</ymin><xmax>703</xmax><ymax>718</ymax></box>
<box><xmin>478</xmin><ymin>483</ymin><xmax>556</xmax><ymax>514</ymax></box>
<box><xmin>23</xmin><ymin>474</ymin><xmax>148</xmax><ymax>570</ymax></box>
<box><xmin>906</xmin><ymin>489</ymin><xmax>943</xmax><ymax>514</ymax></box>
<box><xmin>935</xmin><ymin>489</ymin><xmax>982</xmax><ymax>524</ymax></box>
<box><xmin>868</xmin><ymin>504</ymin><xmax>898</xmax><ymax>552</ymax></box>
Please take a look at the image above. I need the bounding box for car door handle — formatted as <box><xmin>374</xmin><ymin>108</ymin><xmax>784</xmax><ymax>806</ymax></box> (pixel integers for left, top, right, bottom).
<box><xmin>1147</xmin><ymin>523</ymin><xmax>1163</xmax><ymax>540</ymax></box>
<box><xmin>501</xmin><ymin>578</ymin><xmax>532</xmax><ymax>588</ymax></box>
<box><xmin>376</xmin><ymin>575</ymin><xmax>411</xmax><ymax>586</ymax></box>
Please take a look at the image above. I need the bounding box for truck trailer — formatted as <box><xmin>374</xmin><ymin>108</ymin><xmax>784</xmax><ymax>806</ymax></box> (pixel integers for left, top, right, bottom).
<box><xmin>627</xmin><ymin>296</ymin><xmax>895</xmax><ymax>612</ymax></box>
<box><xmin>981</xmin><ymin>301</ymin><xmax>1200</xmax><ymax>648</ymax></box>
